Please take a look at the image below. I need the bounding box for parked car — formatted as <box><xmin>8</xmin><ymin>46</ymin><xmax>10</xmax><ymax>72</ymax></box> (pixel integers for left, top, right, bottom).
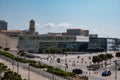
<box><xmin>72</xmin><ymin>68</ymin><xmax>82</xmax><ymax>74</ymax></box>
<box><xmin>87</xmin><ymin>64</ymin><xmax>100</xmax><ymax>71</ymax></box>
<box><xmin>118</xmin><ymin>68</ymin><xmax>120</xmax><ymax>71</ymax></box>
<box><xmin>102</xmin><ymin>70</ymin><xmax>111</xmax><ymax>76</ymax></box>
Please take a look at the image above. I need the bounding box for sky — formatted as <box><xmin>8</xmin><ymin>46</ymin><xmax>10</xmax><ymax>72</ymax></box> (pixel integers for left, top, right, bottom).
<box><xmin>0</xmin><ymin>0</ymin><xmax>120</xmax><ymax>38</ymax></box>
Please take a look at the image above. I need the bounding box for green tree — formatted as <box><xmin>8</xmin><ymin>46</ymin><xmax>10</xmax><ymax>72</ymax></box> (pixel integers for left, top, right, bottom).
<box><xmin>17</xmin><ymin>50</ymin><xmax>26</xmax><ymax>57</ymax></box>
<box><xmin>0</xmin><ymin>63</ymin><xmax>7</xmax><ymax>79</ymax></box>
<box><xmin>1</xmin><ymin>70</ymin><xmax>22</xmax><ymax>80</ymax></box>
<box><xmin>99</xmin><ymin>54</ymin><xmax>108</xmax><ymax>67</ymax></box>
<box><xmin>116</xmin><ymin>52</ymin><xmax>120</xmax><ymax>59</ymax></box>
<box><xmin>106</xmin><ymin>53</ymin><xmax>113</xmax><ymax>64</ymax></box>
<box><xmin>16</xmin><ymin>50</ymin><xmax>26</xmax><ymax>74</ymax></box>
<box><xmin>92</xmin><ymin>56</ymin><xmax>102</xmax><ymax>64</ymax></box>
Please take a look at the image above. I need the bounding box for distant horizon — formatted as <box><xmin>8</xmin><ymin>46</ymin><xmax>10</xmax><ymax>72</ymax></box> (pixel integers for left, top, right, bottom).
<box><xmin>0</xmin><ymin>0</ymin><xmax>120</xmax><ymax>38</ymax></box>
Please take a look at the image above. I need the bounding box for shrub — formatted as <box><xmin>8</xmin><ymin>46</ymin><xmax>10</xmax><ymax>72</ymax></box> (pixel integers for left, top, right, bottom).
<box><xmin>15</xmin><ymin>57</ymin><xmax>29</xmax><ymax>63</ymax></box>
<box><xmin>29</xmin><ymin>63</ymin><xmax>40</xmax><ymax>68</ymax></box>
<box><xmin>3</xmin><ymin>47</ymin><xmax>10</xmax><ymax>51</ymax></box>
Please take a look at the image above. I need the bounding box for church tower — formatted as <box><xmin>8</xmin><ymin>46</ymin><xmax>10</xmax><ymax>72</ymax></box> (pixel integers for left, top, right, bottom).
<box><xmin>29</xmin><ymin>19</ymin><xmax>35</xmax><ymax>35</ymax></box>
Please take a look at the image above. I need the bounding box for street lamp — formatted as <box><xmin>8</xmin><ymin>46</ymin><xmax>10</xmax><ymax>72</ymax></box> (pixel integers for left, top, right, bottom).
<box><xmin>114</xmin><ymin>60</ymin><xmax>119</xmax><ymax>80</ymax></box>
<box><xmin>28</xmin><ymin>63</ymin><xmax>30</xmax><ymax>80</ymax></box>
<box><xmin>65</xmin><ymin>53</ymin><xmax>67</xmax><ymax>72</ymax></box>
<box><xmin>17</xmin><ymin>58</ymin><xmax>19</xmax><ymax>74</ymax></box>
<box><xmin>12</xmin><ymin>59</ymin><xmax>14</xmax><ymax>72</ymax></box>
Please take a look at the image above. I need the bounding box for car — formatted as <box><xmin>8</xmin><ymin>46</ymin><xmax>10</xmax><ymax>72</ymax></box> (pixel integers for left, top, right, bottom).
<box><xmin>72</xmin><ymin>68</ymin><xmax>82</xmax><ymax>74</ymax></box>
<box><xmin>102</xmin><ymin>70</ymin><xmax>111</xmax><ymax>76</ymax></box>
<box><xmin>87</xmin><ymin>64</ymin><xmax>100</xmax><ymax>71</ymax></box>
<box><xmin>118</xmin><ymin>68</ymin><xmax>120</xmax><ymax>71</ymax></box>
<box><xmin>56</xmin><ymin>58</ymin><xmax>61</xmax><ymax>63</ymax></box>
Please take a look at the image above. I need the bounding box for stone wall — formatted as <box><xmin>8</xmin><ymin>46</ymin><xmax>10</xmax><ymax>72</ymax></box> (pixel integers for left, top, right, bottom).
<box><xmin>0</xmin><ymin>33</ymin><xmax>18</xmax><ymax>50</ymax></box>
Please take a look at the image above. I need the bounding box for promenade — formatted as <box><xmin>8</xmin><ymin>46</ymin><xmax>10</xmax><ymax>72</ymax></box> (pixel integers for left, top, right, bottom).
<box><xmin>0</xmin><ymin>58</ymin><xmax>48</xmax><ymax>80</ymax></box>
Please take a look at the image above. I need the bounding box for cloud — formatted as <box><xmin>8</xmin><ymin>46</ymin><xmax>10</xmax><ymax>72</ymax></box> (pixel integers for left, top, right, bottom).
<box><xmin>57</xmin><ymin>23</ymin><xmax>73</xmax><ymax>28</ymax></box>
<box><xmin>36</xmin><ymin>22</ymin><xmax>73</xmax><ymax>28</ymax></box>
<box><xmin>44</xmin><ymin>22</ymin><xmax>55</xmax><ymax>28</ymax></box>
<box><xmin>36</xmin><ymin>23</ymin><xmax>41</xmax><ymax>27</ymax></box>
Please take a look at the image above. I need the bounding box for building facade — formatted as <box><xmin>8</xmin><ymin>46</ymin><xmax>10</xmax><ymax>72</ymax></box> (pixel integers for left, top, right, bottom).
<box><xmin>0</xmin><ymin>30</ymin><xmax>23</xmax><ymax>37</ymax></box>
<box><xmin>66</xmin><ymin>29</ymin><xmax>89</xmax><ymax>36</ymax></box>
<box><xmin>88</xmin><ymin>38</ymin><xmax>116</xmax><ymax>52</ymax></box>
<box><xmin>0</xmin><ymin>20</ymin><xmax>7</xmax><ymax>30</ymax></box>
<box><xmin>18</xmin><ymin>35</ymin><xmax>89</xmax><ymax>53</ymax></box>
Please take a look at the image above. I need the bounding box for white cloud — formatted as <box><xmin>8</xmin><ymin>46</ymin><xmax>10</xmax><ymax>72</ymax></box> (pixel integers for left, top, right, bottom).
<box><xmin>43</xmin><ymin>22</ymin><xmax>55</xmax><ymax>28</ymax></box>
<box><xmin>36</xmin><ymin>23</ymin><xmax>41</xmax><ymax>27</ymax></box>
<box><xmin>57</xmin><ymin>23</ymin><xmax>73</xmax><ymax>28</ymax></box>
<box><xmin>36</xmin><ymin>22</ymin><xmax>73</xmax><ymax>28</ymax></box>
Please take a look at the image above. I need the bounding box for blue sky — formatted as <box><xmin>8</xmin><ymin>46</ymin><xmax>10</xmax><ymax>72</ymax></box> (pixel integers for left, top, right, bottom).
<box><xmin>0</xmin><ymin>0</ymin><xmax>120</xmax><ymax>38</ymax></box>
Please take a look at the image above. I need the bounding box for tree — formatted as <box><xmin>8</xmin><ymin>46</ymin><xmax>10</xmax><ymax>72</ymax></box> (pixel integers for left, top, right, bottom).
<box><xmin>106</xmin><ymin>53</ymin><xmax>113</xmax><ymax>64</ymax></box>
<box><xmin>0</xmin><ymin>63</ymin><xmax>7</xmax><ymax>79</ymax></box>
<box><xmin>16</xmin><ymin>50</ymin><xmax>26</xmax><ymax>74</ymax></box>
<box><xmin>98</xmin><ymin>54</ymin><xmax>108</xmax><ymax>68</ymax></box>
<box><xmin>92</xmin><ymin>56</ymin><xmax>102</xmax><ymax>64</ymax></box>
<box><xmin>116</xmin><ymin>52</ymin><xmax>120</xmax><ymax>59</ymax></box>
<box><xmin>1</xmin><ymin>70</ymin><xmax>23</xmax><ymax>80</ymax></box>
<box><xmin>17</xmin><ymin>50</ymin><xmax>26</xmax><ymax>57</ymax></box>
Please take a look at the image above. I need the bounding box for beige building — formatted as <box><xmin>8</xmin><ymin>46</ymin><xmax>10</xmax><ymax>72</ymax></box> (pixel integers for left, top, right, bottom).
<box><xmin>0</xmin><ymin>30</ymin><xmax>23</xmax><ymax>37</ymax></box>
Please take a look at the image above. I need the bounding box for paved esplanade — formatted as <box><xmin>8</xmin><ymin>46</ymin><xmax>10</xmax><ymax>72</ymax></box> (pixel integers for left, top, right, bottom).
<box><xmin>32</xmin><ymin>51</ymin><xmax>120</xmax><ymax>80</ymax></box>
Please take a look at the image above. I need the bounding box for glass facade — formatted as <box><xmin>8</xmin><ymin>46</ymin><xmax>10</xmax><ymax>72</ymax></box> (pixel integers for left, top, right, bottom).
<box><xmin>39</xmin><ymin>42</ymin><xmax>88</xmax><ymax>52</ymax></box>
<box><xmin>18</xmin><ymin>35</ymin><xmax>89</xmax><ymax>53</ymax></box>
<box><xmin>0</xmin><ymin>21</ymin><xmax>7</xmax><ymax>30</ymax></box>
<box><xmin>88</xmin><ymin>38</ymin><xmax>107</xmax><ymax>52</ymax></box>
<box><xmin>88</xmin><ymin>38</ymin><xmax>116</xmax><ymax>52</ymax></box>
<box><xmin>107</xmin><ymin>39</ymin><xmax>116</xmax><ymax>51</ymax></box>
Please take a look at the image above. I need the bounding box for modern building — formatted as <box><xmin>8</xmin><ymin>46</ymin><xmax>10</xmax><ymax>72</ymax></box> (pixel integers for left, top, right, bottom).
<box><xmin>67</xmin><ymin>29</ymin><xmax>81</xmax><ymax>35</ymax></box>
<box><xmin>88</xmin><ymin>38</ymin><xmax>116</xmax><ymax>52</ymax></box>
<box><xmin>18</xmin><ymin>35</ymin><xmax>89</xmax><ymax>53</ymax></box>
<box><xmin>66</xmin><ymin>29</ymin><xmax>89</xmax><ymax>36</ymax></box>
<box><xmin>80</xmin><ymin>30</ymin><xmax>89</xmax><ymax>36</ymax></box>
<box><xmin>115</xmin><ymin>39</ymin><xmax>120</xmax><ymax>51</ymax></box>
<box><xmin>89</xmin><ymin>34</ymin><xmax>98</xmax><ymax>38</ymax></box>
<box><xmin>0</xmin><ymin>20</ymin><xmax>7</xmax><ymax>30</ymax></box>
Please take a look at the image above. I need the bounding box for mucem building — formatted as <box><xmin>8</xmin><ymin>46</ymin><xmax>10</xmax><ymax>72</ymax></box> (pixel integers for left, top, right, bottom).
<box><xmin>18</xmin><ymin>34</ymin><xmax>89</xmax><ymax>53</ymax></box>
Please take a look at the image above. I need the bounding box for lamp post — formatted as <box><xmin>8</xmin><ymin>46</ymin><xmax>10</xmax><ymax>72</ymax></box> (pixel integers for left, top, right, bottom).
<box><xmin>17</xmin><ymin>54</ymin><xmax>19</xmax><ymax>74</ymax></box>
<box><xmin>52</xmin><ymin>54</ymin><xmax>55</xmax><ymax>80</ymax></box>
<box><xmin>65</xmin><ymin>53</ymin><xmax>67</xmax><ymax>72</ymax></box>
<box><xmin>114</xmin><ymin>60</ymin><xmax>118</xmax><ymax>80</ymax></box>
<box><xmin>28</xmin><ymin>63</ymin><xmax>30</xmax><ymax>80</ymax></box>
<box><xmin>12</xmin><ymin>59</ymin><xmax>14</xmax><ymax>72</ymax></box>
